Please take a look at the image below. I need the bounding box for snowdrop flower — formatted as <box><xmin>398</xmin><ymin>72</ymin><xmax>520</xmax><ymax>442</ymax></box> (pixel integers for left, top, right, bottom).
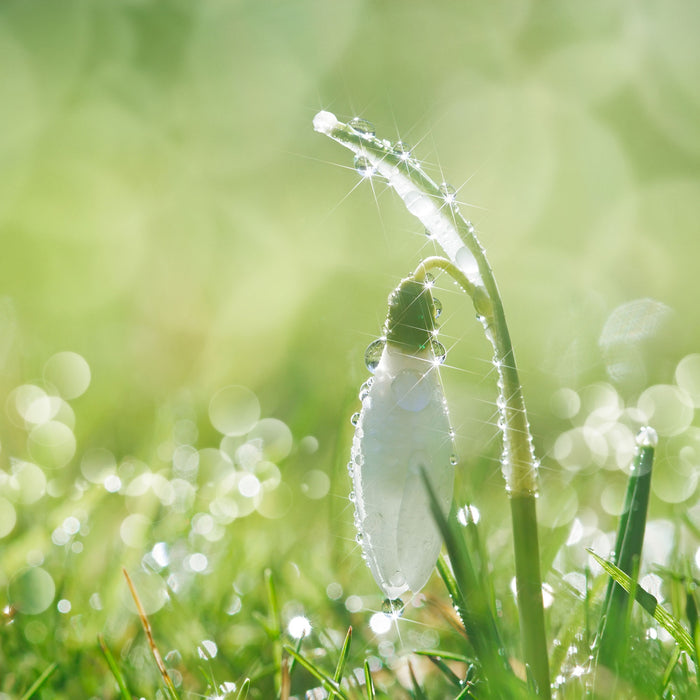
<box><xmin>351</xmin><ymin>277</ymin><xmax>455</xmax><ymax>600</ymax></box>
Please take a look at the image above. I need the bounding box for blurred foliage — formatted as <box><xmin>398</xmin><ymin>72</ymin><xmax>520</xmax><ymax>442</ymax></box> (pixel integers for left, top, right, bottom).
<box><xmin>2</xmin><ymin>0</ymin><xmax>700</xmax><ymax>697</ymax></box>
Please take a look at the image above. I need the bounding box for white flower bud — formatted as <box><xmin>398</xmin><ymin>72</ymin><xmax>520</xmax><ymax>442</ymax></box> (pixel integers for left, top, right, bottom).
<box><xmin>351</xmin><ymin>341</ymin><xmax>455</xmax><ymax>599</ymax></box>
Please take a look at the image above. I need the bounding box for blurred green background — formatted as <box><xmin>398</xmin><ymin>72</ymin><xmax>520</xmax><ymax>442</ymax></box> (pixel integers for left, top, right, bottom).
<box><xmin>2</xmin><ymin>0</ymin><xmax>700</xmax><ymax>697</ymax></box>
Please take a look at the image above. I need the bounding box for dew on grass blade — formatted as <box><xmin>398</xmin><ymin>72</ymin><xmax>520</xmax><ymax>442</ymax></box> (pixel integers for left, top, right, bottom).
<box><xmin>439</xmin><ymin>182</ymin><xmax>457</xmax><ymax>204</ymax></box>
<box><xmin>354</xmin><ymin>154</ymin><xmax>375</xmax><ymax>177</ymax></box>
<box><xmin>636</xmin><ymin>425</ymin><xmax>658</xmax><ymax>448</ymax></box>
<box><xmin>209</xmin><ymin>385</ymin><xmax>260</xmax><ymax>436</ymax></box>
<box><xmin>392</xmin><ymin>141</ymin><xmax>412</xmax><ymax>160</ymax></box>
<box><xmin>348</xmin><ymin>117</ymin><xmax>375</xmax><ymax>137</ymax></box>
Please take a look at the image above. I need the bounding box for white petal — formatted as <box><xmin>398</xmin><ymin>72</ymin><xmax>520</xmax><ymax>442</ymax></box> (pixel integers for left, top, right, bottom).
<box><xmin>351</xmin><ymin>343</ymin><xmax>454</xmax><ymax>598</ymax></box>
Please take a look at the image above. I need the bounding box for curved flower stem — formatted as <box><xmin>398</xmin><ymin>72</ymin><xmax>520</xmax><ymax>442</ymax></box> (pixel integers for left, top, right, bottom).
<box><xmin>315</xmin><ymin>112</ymin><xmax>550</xmax><ymax>698</ymax></box>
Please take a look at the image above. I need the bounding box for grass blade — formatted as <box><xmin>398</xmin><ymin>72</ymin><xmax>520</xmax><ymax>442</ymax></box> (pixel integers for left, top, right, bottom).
<box><xmin>98</xmin><ymin>635</ymin><xmax>132</xmax><ymax>700</ymax></box>
<box><xmin>596</xmin><ymin>441</ymin><xmax>654</xmax><ymax>670</ymax></box>
<box><xmin>123</xmin><ymin>568</ymin><xmax>179</xmax><ymax>700</ymax></box>
<box><xmin>283</xmin><ymin>645</ymin><xmax>350</xmax><ymax>700</ymax></box>
<box><xmin>333</xmin><ymin>627</ymin><xmax>352</xmax><ymax>684</ymax></box>
<box><xmin>414</xmin><ymin>653</ymin><xmax>463</xmax><ymax>688</ymax></box>
<box><xmin>19</xmin><ymin>662</ymin><xmax>57</xmax><ymax>700</ymax></box>
<box><xmin>364</xmin><ymin>659</ymin><xmax>375</xmax><ymax>700</ymax></box>
<box><xmin>589</xmin><ymin>551</ymin><xmax>694</xmax><ymax>655</ymax></box>
<box><xmin>236</xmin><ymin>677</ymin><xmax>251</xmax><ymax>700</ymax></box>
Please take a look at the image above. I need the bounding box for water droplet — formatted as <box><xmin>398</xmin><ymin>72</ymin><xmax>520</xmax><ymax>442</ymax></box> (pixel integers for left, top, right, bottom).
<box><xmin>636</xmin><ymin>425</ymin><xmax>658</xmax><ymax>448</ymax></box>
<box><xmin>353</xmin><ymin>154</ymin><xmax>375</xmax><ymax>178</ymax></box>
<box><xmin>430</xmin><ymin>339</ymin><xmax>446</xmax><ymax>364</ymax></box>
<box><xmin>450</xmin><ymin>454</ymin><xmax>459</xmax><ymax>466</ymax></box>
<box><xmin>382</xmin><ymin>598</ymin><xmax>404</xmax><ymax>616</ymax></box>
<box><xmin>393</xmin><ymin>141</ymin><xmax>412</xmax><ymax>161</ymax></box>
<box><xmin>432</xmin><ymin>297</ymin><xmax>443</xmax><ymax>320</ymax></box>
<box><xmin>349</xmin><ymin>117</ymin><xmax>375</xmax><ymax>137</ymax></box>
<box><xmin>355</xmin><ymin>532</ymin><xmax>363</xmax><ymax>544</ymax></box>
<box><xmin>439</xmin><ymin>182</ymin><xmax>456</xmax><ymax>204</ymax></box>
<box><xmin>350</xmin><ymin>412</ymin><xmax>360</xmax><ymax>426</ymax></box>
<box><xmin>347</xmin><ymin>461</ymin><xmax>354</xmax><ymax>476</ymax></box>
<box><xmin>349</xmin><ymin>491</ymin><xmax>356</xmax><ymax>503</ymax></box>
<box><xmin>364</xmin><ymin>339</ymin><xmax>386</xmax><ymax>373</ymax></box>
<box><xmin>391</xmin><ymin>370</ymin><xmax>431</xmax><ymax>412</ymax></box>
<box><xmin>359</xmin><ymin>380</ymin><xmax>373</xmax><ymax>400</ymax></box>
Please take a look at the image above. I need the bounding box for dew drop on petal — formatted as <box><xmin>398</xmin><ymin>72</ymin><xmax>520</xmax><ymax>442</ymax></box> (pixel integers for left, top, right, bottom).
<box><xmin>432</xmin><ymin>297</ymin><xmax>442</xmax><ymax>320</ymax></box>
<box><xmin>349</xmin><ymin>117</ymin><xmax>375</xmax><ymax>137</ymax></box>
<box><xmin>450</xmin><ymin>454</ymin><xmax>459</xmax><ymax>466</ymax></box>
<box><xmin>364</xmin><ymin>339</ymin><xmax>386</xmax><ymax>373</ymax></box>
<box><xmin>350</xmin><ymin>412</ymin><xmax>360</xmax><ymax>426</ymax></box>
<box><xmin>381</xmin><ymin>598</ymin><xmax>404</xmax><ymax>616</ymax></box>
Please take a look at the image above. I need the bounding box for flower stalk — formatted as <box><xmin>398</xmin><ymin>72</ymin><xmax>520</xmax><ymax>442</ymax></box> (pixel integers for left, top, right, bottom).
<box><xmin>315</xmin><ymin>112</ymin><xmax>550</xmax><ymax>698</ymax></box>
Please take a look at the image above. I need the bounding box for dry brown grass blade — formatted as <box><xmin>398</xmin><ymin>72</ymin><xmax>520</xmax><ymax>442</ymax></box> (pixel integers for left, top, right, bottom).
<box><xmin>280</xmin><ymin>655</ymin><xmax>291</xmax><ymax>700</ymax></box>
<box><xmin>123</xmin><ymin>568</ymin><xmax>178</xmax><ymax>699</ymax></box>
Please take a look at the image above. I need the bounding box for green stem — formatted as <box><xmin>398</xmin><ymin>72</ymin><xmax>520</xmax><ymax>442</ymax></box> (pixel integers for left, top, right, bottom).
<box><xmin>315</xmin><ymin>112</ymin><xmax>550</xmax><ymax>698</ymax></box>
